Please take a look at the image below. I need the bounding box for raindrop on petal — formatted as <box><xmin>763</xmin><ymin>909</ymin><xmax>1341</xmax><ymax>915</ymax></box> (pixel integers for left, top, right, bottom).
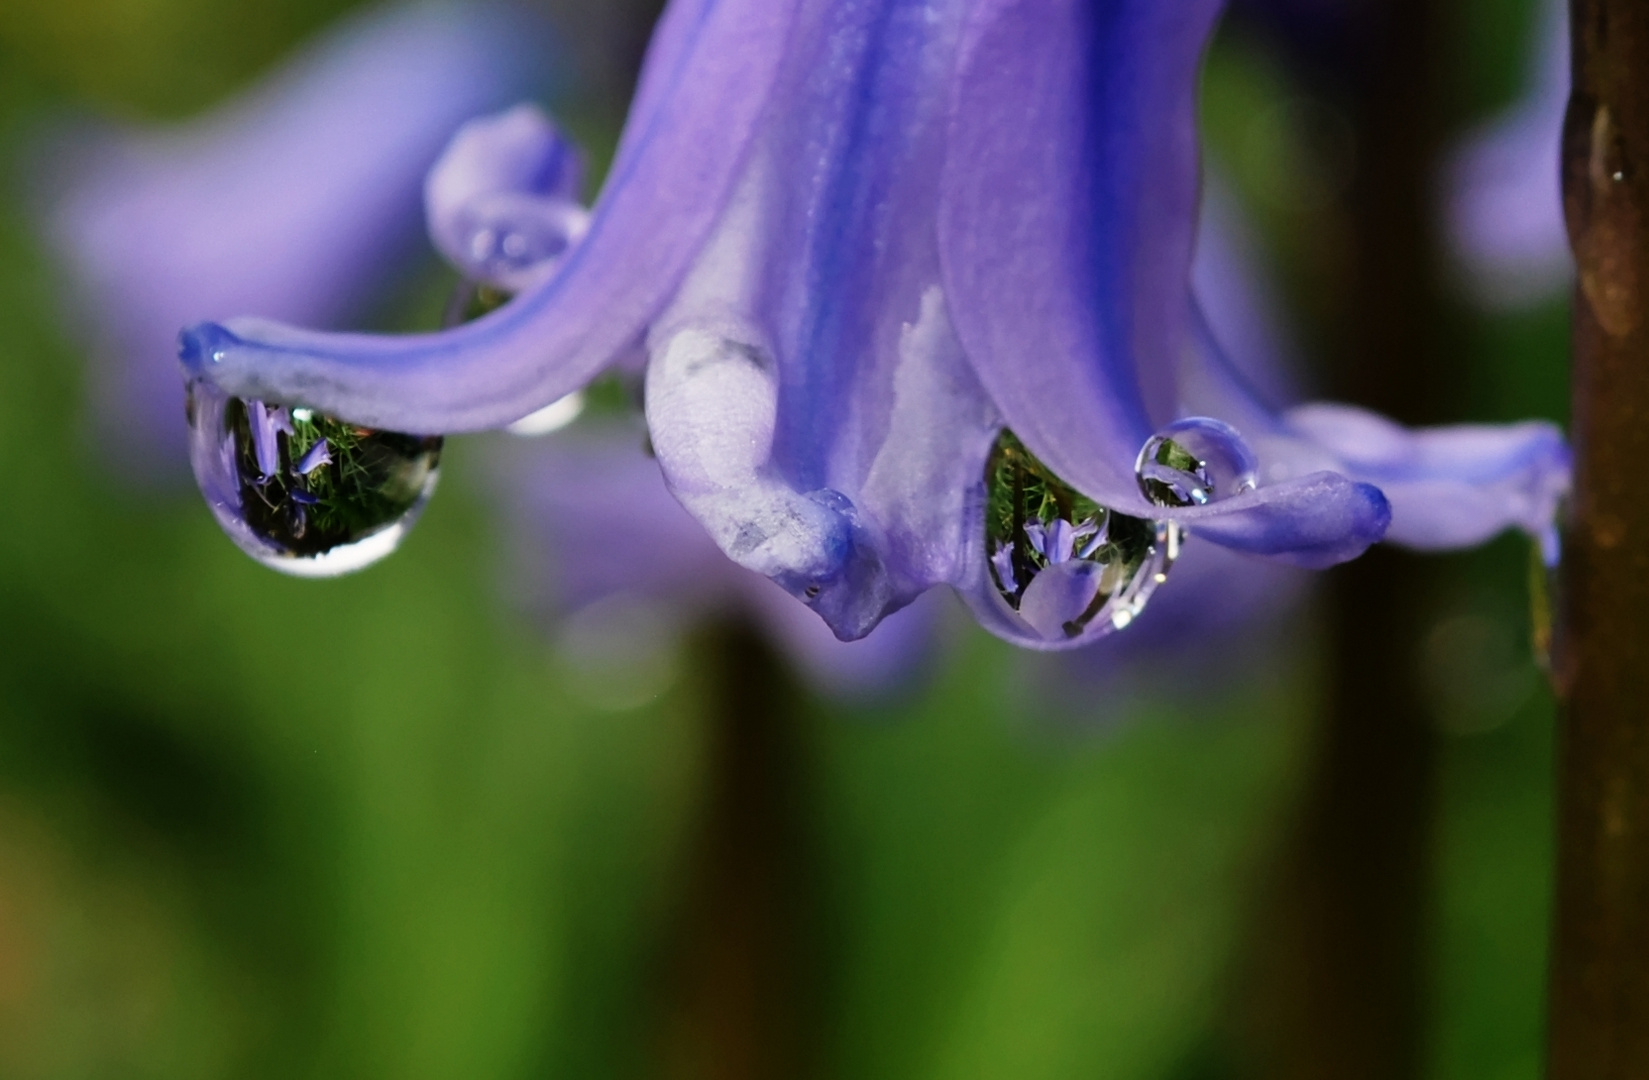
<box><xmin>451</xmin><ymin>193</ymin><xmax>590</xmax><ymax>292</ymax></box>
<box><xmin>1135</xmin><ymin>417</ymin><xmax>1259</xmax><ymax>508</ymax></box>
<box><xmin>985</xmin><ymin>430</ymin><xmax>1179</xmax><ymax>644</ymax></box>
<box><xmin>186</xmin><ymin>379</ymin><xmax>442</xmax><ymax>577</ymax></box>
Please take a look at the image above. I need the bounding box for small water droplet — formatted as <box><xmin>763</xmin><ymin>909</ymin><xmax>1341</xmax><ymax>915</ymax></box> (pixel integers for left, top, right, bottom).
<box><xmin>186</xmin><ymin>379</ymin><xmax>441</xmax><ymax>577</ymax></box>
<box><xmin>1134</xmin><ymin>417</ymin><xmax>1258</xmax><ymax>508</ymax></box>
<box><xmin>985</xmin><ymin>430</ymin><xmax>1179</xmax><ymax>643</ymax></box>
<box><xmin>454</xmin><ymin>195</ymin><xmax>589</xmax><ymax>290</ymax></box>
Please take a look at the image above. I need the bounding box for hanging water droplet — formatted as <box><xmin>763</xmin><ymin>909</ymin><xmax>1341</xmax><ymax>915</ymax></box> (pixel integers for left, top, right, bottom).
<box><xmin>1134</xmin><ymin>417</ymin><xmax>1258</xmax><ymax>508</ymax></box>
<box><xmin>185</xmin><ymin>379</ymin><xmax>441</xmax><ymax>577</ymax></box>
<box><xmin>451</xmin><ymin>194</ymin><xmax>590</xmax><ymax>292</ymax></box>
<box><xmin>984</xmin><ymin>430</ymin><xmax>1179</xmax><ymax>643</ymax></box>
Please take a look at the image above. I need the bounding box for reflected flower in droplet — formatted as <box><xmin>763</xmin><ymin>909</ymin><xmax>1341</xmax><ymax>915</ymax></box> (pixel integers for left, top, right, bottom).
<box><xmin>984</xmin><ymin>429</ymin><xmax>1179</xmax><ymax>646</ymax></box>
<box><xmin>186</xmin><ymin>378</ymin><xmax>442</xmax><ymax>577</ymax></box>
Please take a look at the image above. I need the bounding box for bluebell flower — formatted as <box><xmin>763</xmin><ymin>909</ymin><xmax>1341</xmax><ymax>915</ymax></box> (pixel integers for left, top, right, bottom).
<box><xmin>295</xmin><ymin>437</ymin><xmax>333</xmax><ymax>476</ymax></box>
<box><xmin>41</xmin><ymin>2</ymin><xmax>547</xmax><ymax>475</ymax></box>
<box><xmin>178</xmin><ymin>0</ymin><xmax>1569</xmax><ymax>649</ymax></box>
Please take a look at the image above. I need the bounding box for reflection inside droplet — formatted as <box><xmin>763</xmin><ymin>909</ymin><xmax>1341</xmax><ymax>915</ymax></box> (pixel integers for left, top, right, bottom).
<box><xmin>985</xmin><ymin>430</ymin><xmax>1179</xmax><ymax>643</ymax></box>
<box><xmin>186</xmin><ymin>379</ymin><xmax>441</xmax><ymax>577</ymax></box>
<box><xmin>1135</xmin><ymin>417</ymin><xmax>1259</xmax><ymax>508</ymax></box>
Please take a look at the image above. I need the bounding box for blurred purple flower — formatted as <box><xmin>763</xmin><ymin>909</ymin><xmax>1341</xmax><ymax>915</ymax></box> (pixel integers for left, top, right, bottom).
<box><xmin>492</xmin><ymin>422</ymin><xmax>942</xmax><ymax>700</ymax></box>
<box><xmin>178</xmin><ymin>0</ymin><xmax>1568</xmax><ymax>651</ymax></box>
<box><xmin>40</xmin><ymin>2</ymin><xmax>548</xmax><ymax>476</ymax></box>
<box><xmin>1443</xmin><ymin>0</ymin><xmax>1572</xmax><ymax>307</ymax></box>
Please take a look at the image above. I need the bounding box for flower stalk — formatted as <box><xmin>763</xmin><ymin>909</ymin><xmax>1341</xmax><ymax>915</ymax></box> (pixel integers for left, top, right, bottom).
<box><xmin>1549</xmin><ymin>1</ymin><xmax>1649</xmax><ymax>1075</ymax></box>
<box><xmin>653</xmin><ymin>622</ymin><xmax>819</xmax><ymax>1080</ymax></box>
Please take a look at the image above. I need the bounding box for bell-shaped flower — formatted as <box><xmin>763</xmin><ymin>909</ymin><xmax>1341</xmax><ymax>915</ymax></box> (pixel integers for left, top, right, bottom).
<box><xmin>177</xmin><ymin>0</ymin><xmax>1570</xmax><ymax>650</ymax></box>
<box><xmin>40</xmin><ymin>2</ymin><xmax>548</xmax><ymax>475</ymax></box>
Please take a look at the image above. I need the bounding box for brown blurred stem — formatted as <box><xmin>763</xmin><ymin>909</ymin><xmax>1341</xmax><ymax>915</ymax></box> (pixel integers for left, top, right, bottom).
<box><xmin>1235</xmin><ymin>0</ymin><xmax>1454</xmax><ymax>1076</ymax></box>
<box><xmin>1548</xmin><ymin>2</ymin><xmax>1649</xmax><ymax>1077</ymax></box>
<box><xmin>653</xmin><ymin>621</ymin><xmax>817</xmax><ymax>1080</ymax></box>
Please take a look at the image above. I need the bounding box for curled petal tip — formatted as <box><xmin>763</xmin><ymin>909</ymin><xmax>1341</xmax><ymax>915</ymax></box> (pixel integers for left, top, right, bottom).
<box><xmin>178</xmin><ymin>322</ymin><xmax>239</xmax><ymax>378</ymax></box>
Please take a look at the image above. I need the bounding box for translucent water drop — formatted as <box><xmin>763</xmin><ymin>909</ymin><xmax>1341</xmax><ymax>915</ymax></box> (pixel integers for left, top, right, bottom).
<box><xmin>452</xmin><ymin>194</ymin><xmax>590</xmax><ymax>292</ymax></box>
<box><xmin>1135</xmin><ymin>417</ymin><xmax>1259</xmax><ymax>508</ymax></box>
<box><xmin>185</xmin><ymin>379</ymin><xmax>441</xmax><ymax>577</ymax></box>
<box><xmin>985</xmin><ymin>430</ymin><xmax>1180</xmax><ymax>643</ymax></box>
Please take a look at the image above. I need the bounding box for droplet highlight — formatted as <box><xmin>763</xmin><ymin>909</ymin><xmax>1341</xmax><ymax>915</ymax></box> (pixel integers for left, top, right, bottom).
<box><xmin>186</xmin><ymin>380</ymin><xmax>441</xmax><ymax>577</ymax></box>
<box><xmin>985</xmin><ymin>430</ymin><xmax>1179</xmax><ymax>643</ymax></box>
<box><xmin>1135</xmin><ymin>417</ymin><xmax>1258</xmax><ymax>508</ymax></box>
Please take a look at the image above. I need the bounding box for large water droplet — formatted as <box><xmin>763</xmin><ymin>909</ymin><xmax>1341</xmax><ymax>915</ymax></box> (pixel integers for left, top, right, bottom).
<box><xmin>985</xmin><ymin>430</ymin><xmax>1179</xmax><ymax>643</ymax></box>
<box><xmin>185</xmin><ymin>379</ymin><xmax>441</xmax><ymax>577</ymax></box>
<box><xmin>1135</xmin><ymin>417</ymin><xmax>1258</xmax><ymax>508</ymax></box>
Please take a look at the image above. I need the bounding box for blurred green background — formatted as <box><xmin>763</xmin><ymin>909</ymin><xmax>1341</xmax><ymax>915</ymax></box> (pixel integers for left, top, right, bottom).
<box><xmin>0</xmin><ymin>0</ymin><xmax>1564</xmax><ymax>1077</ymax></box>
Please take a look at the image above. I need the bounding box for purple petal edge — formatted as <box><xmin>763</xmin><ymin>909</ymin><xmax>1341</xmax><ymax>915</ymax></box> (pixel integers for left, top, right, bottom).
<box><xmin>180</xmin><ymin>0</ymin><xmax>803</xmax><ymax>435</ymax></box>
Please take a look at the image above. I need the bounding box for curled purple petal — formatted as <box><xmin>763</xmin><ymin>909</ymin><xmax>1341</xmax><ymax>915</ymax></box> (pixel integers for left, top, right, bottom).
<box><xmin>990</xmin><ymin>544</ymin><xmax>1019</xmax><ymax>594</ymax></box>
<box><xmin>248</xmin><ymin>401</ymin><xmax>287</xmax><ymax>480</ymax></box>
<box><xmin>179</xmin><ymin>0</ymin><xmax>805</xmax><ymax>435</ymax></box>
<box><xmin>1177</xmin><ymin>301</ymin><xmax>1568</xmax><ymax>557</ymax></box>
<box><xmin>1282</xmin><ymin>404</ymin><xmax>1571</xmax><ymax>551</ymax></box>
<box><xmin>424</xmin><ymin>104</ymin><xmax>591</xmax><ymax>292</ymax></box>
<box><xmin>1045</xmin><ymin>517</ymin><xmax>1076</xmax><ymax>565</ymax></box>
<box><xmin>41</xmin><ymin>3</ymin><xmax>549</xmax><ymax>474</ymax></box>
<box><xmin>1023</xmin><ymin>518</ymin><xmax>1049</xmax><ymax>559</ymax></box>
<box><xmin>295</xmin><ymin>437</ymin><xmax>333</xmax><ymax>475</ymax></box>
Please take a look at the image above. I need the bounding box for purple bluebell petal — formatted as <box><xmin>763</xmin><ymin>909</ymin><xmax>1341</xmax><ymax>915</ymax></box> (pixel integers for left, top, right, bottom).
<box><xmin>1178</xmin><ymin>304</ymin><xmax>1568</xmax><ymax>557</ymax></box>
<box><xmin>990</xmin><ymin>544</ymin><xmax>1019</xmax><ymax>594</ymax></box>
<box><xmin>423</xmin><ymin>104</ymin><xmax>591</xmax><ymax>292</ymax></box>
<box><xmin>180</xmin><ymin>0</ymin><xmax>805</xmax><ymax>435</ymax></box>
<box><xmin>1174</xmin><ymin>473</ymin><xmax>1392</xmax><ymax>568</ymax></box>
<box><xmin>1023</xmin><ymin>518</ymin><xmax>1050</xmax><ymax>560</ymax></box>
<box><xmin>1077</xmin><ymin>519</ymin><xmax>1110</xmax><ymax>560</ymax></box>
<box><xmin>1193</xmin><ymin>175</ymin><xmax>1306</xmax><ymax>406</ymax></box>
<box><xmin>248</xmin><ymin>401</ymin><xmax>286</xmax><ymax>479</ymax></box>
<box><xmin>1281</xmin><ymin>404</ymin><xmax>1571</xmax><ymax>552</ymax></box>
<box><xmin>1045</xmin><ymin>517</ymin><xmax>1077</xmax><ymax>564</ymax></box>
<box><xmin>1015</xmin><ymin>560</ymin><xmax>1106</xmax><ymax>643</ymax></box>
<box><xmin>939</xmin><ymin>0</ymin><xmax>1224</xmax><ymax>511</ymax></box>
<box><xmin>43</xmin><ymin>3</ymin><xmax>548</xmax><ymax>474</ymax></box>
<box><xmin>295</xmin><ymin>437</ymin><xmax>332</xmax><ymax>476</ymax></box>
<box><xmin>644</xmin><ymin>2</ymin><xmax>999</xmax><ymax>641</ymax></box>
